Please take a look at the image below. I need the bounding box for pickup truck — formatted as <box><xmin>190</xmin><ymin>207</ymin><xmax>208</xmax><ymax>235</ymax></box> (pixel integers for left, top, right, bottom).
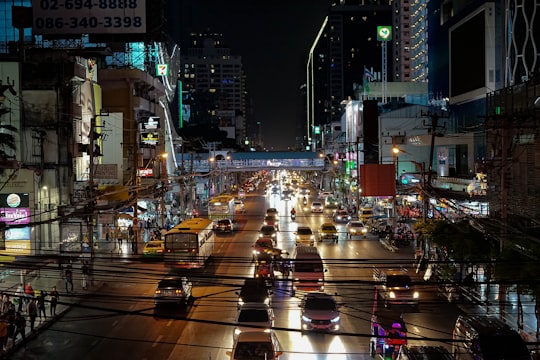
<box><xmin>373</xmin><ymin>267</ymin><xmax>419</xmax><ymax>308</ymax></box>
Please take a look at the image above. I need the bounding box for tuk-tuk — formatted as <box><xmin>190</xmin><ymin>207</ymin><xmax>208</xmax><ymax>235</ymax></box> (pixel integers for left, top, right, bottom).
<box><xmin>370</xmin><ymin>309</ymin><xmax>407</xmax><ymax>359</ymax></box>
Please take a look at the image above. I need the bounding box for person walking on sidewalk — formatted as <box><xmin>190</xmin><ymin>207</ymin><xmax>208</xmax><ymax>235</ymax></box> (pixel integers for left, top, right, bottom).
<box><xmin>12</xmin><ymin>312</ymin><xmax>26</xmax><ymax>348</ymax></box>
<box><xmin>36</xmin><ymin>290</ymin><xmax>46</xmax><ymax>320</ymax></box>
<box><xmin>64</xmin><ymin>265</ymin><xmax>74</xmax><ymax>293</ymax></box>
<box><xmin>81</xmin><ymin>261</ymin><xmax>89</xmax><ymax>290</ymax></box>
<box><xmin>15</xmin><ymin>284</ymin><xmax>24</xmax><ymax>313</ymax></box>
<box><xmin>26</xmin><ymin>298</ymin><xmax>37</xmax><ymax>332</ymax></box>
<box><xmin>0</xmin><ymin>314</ymin><xmax>8</xmax><ymax>352</ymax></box>
<box><xmin>49</xmin><ymin>286</ymin><xmax>59</xmax><ymax>316</ymax></box>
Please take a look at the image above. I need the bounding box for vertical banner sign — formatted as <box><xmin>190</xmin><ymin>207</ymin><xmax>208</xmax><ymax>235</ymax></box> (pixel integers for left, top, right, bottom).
<box><xmin>178</xmin><ymin>80</ymin><xmax>183</xmax><ymax>128</ymax></box>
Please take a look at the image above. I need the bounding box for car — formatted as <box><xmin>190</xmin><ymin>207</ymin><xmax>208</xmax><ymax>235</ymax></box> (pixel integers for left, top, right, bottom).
<box><xmin>299</xmin><ymin>187</ymin><xmax>310</xmax><ymax>196</ymax></box>
<box><xmin>295</xmin><ymin>226</ymin><xmax>315</xmax><ymax>246</ymax></box>
<box><xmin>333</xmin><ymin>210</ymin><xmax>351</xmax><ymax>224</ymax></box>
<box><xmin>310</xmin><ymin>201</ymin><xmax>323</xmax><ymax>213</ymax></box>
<box><xmin>346</xmin><ymin>221</ymin><xmax>368</xmax><ymax>238</ymax></box>
<box><xmin>215</xmin><ymin>218</ymin><xmax>233</xmax><ymax>232</ymax></box>
<box><xmin>319</xmin><ymin>191</ymin><xmax>333</xmax><ymax>199</ymax></box>
<box><xmin>396</xmin><ymin>345</ymin><xmax>453</xmax><ymax>360</ymax></box>
<box><xmin>238</xmin><ymin>189</ymin><xmax>246</xmax><ymax>199</ymax></box>
<box><xmin>299</xmin><ymin>292</ymin><xmax>341</xmax><ymax>332</ymax></box>
<box><xmin>154</xmin><ymin>277</ymin><xmax>192</xmax><ymax>306</ymax></box>
<box><xmin>265</xmin><ymin>208</ymin><xmax>279</xmax><ymax>221</ymax></box>
<box><xmin>233</xmin><ymin>303</ymin><xmax>275</xmax><ymax>339</ymax></box>
<box><xmin>235</xmin><ymin>200</ymin><xmax>245</xmax><ymax>213</ymax></box>
<box><xmin>235</xmin><ymin>278</ymin><xmax>272</xmax><ymax>309</ymax></box>
<box><xmin>318</xmin><ymin>223</ymin><xmax>338</xmax><ymax>242</ymax></box>
<box><xmin>373</xmin><ymin>269</ymin><xmax>419</xmax><ymax>307</ymax></box>
<box><xmin>258</xmin><ymin>225</ymin><xmax>278</xmax><ymax>243</ymax></box>
<box><xmin>142</xmin><ymin>240</ymin><xmax>164</xmax><ymax>258</ymax></box>
<box><xmin>325</xmin><ymin>196</ymin><xmax>339</xmax><ymax>208</ymax></box>
<box><xmin>263</xmin><ymin>215</ymin><xmax>279</xmax><ymax>229</ymax></box>
<box><xmin>226</xmin><ymin>331</ymin><xmax>283</xmax><ymax>360</ymax></box>
<box><xmin>252</xmin><ymin>237</ymin><xmax>274</xmax><ymax>260</ymax></box>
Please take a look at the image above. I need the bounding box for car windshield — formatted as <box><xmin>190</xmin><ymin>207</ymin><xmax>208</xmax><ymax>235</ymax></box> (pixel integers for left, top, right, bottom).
<box><xmin>350</xmin><ymin>222</ymin><xmax>364</xmax><ymax>228</ymax></box>
<box><xmin>146</xmin><ymin>242</ymin><xmax>162</xmax><ymax>248</ymax></box>
<box><xmin>386</xmin><ymin>275</ymin><xmax>412</xmax><ymax>287</ymax></box>
<box><xmin>158</xmin><ymin>279</ymin><xmax>183</xmax><ymax>288</ymax></box>
<box><xmin>297</xmin><ymin>228</ymin><xmax>312</xmax><ymax>235</ymax></box>
<box><xmin>261</xmin><ymin>226</ymin><xmax>275</xmax><ymax>233</ymax></box>
<box><xmin>305</xmin><ymin>298</ymin><xmax>336</xmax><ymax>310</ymax></box>
<box><xmin>321</xmin><ymin>225</ymin><xmax>335</xmax><ymax>231</ymax></box>
<box><xmin>238</xmin><ymin>309</ymin><xmax>270</xmax><ymax>322</ymax></box>
<box><xmin>234</xmin><ymin>342</ymin><xmax>273</xmax><ymax>359</ymax></box>
<box><xmin>312</xmin><ymin>203</ymin><xmax>321</xmax><ymax>207</ymax></box>
<box><xmin>256</xmin><ymin>240</ymin><xmax>272</xmax><ymax>248</ymax></box>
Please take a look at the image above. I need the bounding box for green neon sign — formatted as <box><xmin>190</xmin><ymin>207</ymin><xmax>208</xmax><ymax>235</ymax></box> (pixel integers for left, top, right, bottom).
<box><xmin>377</xmin><ymin>26</ymin><xmax>392</xmax><ymax>41</ymax></box>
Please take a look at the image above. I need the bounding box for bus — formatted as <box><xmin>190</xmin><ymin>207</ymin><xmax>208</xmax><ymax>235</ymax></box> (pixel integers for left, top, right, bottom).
<box><xmin>208</xmin><ymin>194</ymin><xmax>236</xmax><ymax>222</ymax></box>
<box><xmin>163</xmin><ymin>218</ymin><xmax>215</xmax><ymax>268</ymax></box>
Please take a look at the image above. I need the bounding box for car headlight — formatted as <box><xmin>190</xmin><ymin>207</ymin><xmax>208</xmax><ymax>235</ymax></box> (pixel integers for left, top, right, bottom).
<box><xmin>302</xmin><ymin>315</ymin><xmax>312</xmax><ymax>323</ymax></box>
<box><xmin>389</xmin><ymin>291</ymin><xmax>396</xmax><ymax>299</ymax></box>
<box><xmin>361</xmin><ymin>228</ymin><xmax>368</xmax><ymax>234</ymax></box>
<box><xmin>264</xmin><ymin>297</ymin><xmax>270</xmax><ymax>305</ymax></box>
<box><xmin>331</xmin><ymin>316</ymin><xmax>340</xmax><ymax>323</ymax></box>
<box><xmin>413</xmin><ymin>291</ymin><xmax>419</xmax><ymax>299</ymax></box>
<box><xmin>310</xmin><ymin>235</ymin><xmax>314</xmax><ymax>240</ymax></box>
<box><xmin>253</xmin><ymin>250</ymin><xmax>259</xmax><ymax>255</ymax></box>
<box><xmin>234</xmin><ymin>328</ymin><xmax>242</xmax><ymax>336</ymax></box>
<box><xmin>238</xmin><ymin>298</ymin><xmax>244</xmax><ymax>306</ymax></box>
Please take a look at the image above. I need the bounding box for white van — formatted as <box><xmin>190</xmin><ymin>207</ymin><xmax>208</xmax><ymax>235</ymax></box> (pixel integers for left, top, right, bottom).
<box><xmin>290</xmin><ymin>246</ymin><xmax>326</xmax><ymax>296</ymax></box>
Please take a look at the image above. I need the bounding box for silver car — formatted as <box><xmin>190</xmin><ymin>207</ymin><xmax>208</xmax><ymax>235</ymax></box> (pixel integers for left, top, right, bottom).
<box><xmin>154</xmin><ymin>277</ymin><xmax>192</xmax><ymax>306</ymax></box>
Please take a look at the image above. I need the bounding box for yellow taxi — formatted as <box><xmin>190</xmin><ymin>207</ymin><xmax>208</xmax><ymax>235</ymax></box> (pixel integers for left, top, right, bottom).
<box><xmin>143</xmin><ymin>240</ymin><xmax>164</xmax><ymax>258</ymax></box>
<box><xmin>318</xmin><ymin>222</ymin><xmax>338</xmax><ymax>242</ymax></box>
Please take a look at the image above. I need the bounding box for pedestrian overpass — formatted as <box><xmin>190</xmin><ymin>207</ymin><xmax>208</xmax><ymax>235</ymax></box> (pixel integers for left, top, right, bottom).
<box><xmin>176</xmin><ymin>151</ymin><xmax>327</xmax><ymax>173</ymax></box>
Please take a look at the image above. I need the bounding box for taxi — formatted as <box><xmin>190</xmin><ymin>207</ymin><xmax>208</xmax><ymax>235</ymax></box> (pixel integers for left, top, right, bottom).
<box><xmin>143</xmin><ymin>240</ymin><xmax>164</xmax><ymax>258</ymax></box>
<box><xmin>318</xmin><ymin>222</ymin><xmax>338</xmax><ymax>242</ymax></box>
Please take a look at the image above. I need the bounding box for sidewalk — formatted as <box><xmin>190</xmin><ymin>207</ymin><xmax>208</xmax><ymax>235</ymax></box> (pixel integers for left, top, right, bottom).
<box><xmin>0</xmin><ymin>237</ymin><xmax>143</xmax><ymax>358</ymax></box>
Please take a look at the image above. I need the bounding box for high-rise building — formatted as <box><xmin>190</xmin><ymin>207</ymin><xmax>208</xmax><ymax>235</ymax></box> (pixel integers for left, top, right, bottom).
<box><xmin>180</xmin><ymin>32</ymin><xmax>246</xmax><ymax>143</ymax></box>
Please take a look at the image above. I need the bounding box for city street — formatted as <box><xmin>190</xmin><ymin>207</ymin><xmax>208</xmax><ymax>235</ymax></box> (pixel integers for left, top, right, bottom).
<box><xmin>4</xmin><ymin>187</ymin><xmax>467</xmax><ymax>360</ymax></box>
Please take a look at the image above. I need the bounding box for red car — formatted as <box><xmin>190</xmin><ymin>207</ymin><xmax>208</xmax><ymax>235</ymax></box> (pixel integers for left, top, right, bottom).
<box><xmin>252</xmin><ymin>237</ymin><xmax>274</xmax><ymax>261</ymax></box>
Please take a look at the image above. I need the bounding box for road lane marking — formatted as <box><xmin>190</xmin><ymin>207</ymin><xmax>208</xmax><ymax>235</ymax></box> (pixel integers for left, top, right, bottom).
<box><xmin>112</xmin><ymin>320</ymin><xmax>119</xmax><ymax>327</ymax></box>
<box><xmin>166</xmin><ymin>319</ymin><xmax>173</xmax><ymax>327</ymax></box>
<box><xmin>152</xmin><ymin>335</ymin><xmax>163</xmax><ymax>348</ymax></box>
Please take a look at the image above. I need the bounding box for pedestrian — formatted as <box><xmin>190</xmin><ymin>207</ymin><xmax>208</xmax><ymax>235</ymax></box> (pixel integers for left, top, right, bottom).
<box><xmin>11</xmin><ymin>312</ymin><xmax>26</xmax><ymax>348</ymax></box>
<box><xmin>88</xmin><ymin>261</ymin><xmax>94</xmax><ymax>287</ymax></box>
<box><xmin>0</xmin><ymin>314</ymin><xmax>8</xmax><ymax>352</ymax></box>
<box><xmin>81</xmin><ymin>261</ymin><xmax>89</xmax><ymax>289</ymax></box>
<box><xmin>36</xmin><ymin>290</ymin><xmax>46</xmax><ymax>320</ymax></box>
<box><xmin>0</xmin><ymin>293</ymin><xmax>8</xmax><ymax>315</ymax></box>
<box><xmin>26</xmin><ymin>298</ymin><xmax>37</xmax><ymax>331</ymax></box>
<box><xmin>14</xmin><ymin>284</ymin><xmax>24</xmax><ymax>313</ymax></box>
<box><xmin>49</xmin><ymin>286</ymin><xmax>59</xmax><ymax>316</ymax></box>
<box><xmin>64</xmin><ymin>265</ymin><xmax>74</xmax><ymax>293</ymax></box>
<box><xmin>24</xmin><ymin>282</ymin><xmax>34</xmax><ymax>307</ymax></box>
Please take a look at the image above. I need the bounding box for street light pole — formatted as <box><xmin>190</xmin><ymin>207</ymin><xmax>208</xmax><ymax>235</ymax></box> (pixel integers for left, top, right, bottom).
<box><xmin>160</xmin><ymin>153</ymin><xmax>168</xmax><ymax>228</ymax></box>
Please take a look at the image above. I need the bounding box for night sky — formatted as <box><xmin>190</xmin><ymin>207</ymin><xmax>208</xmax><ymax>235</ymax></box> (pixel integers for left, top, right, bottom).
<box><xmin>176</xmin><ymin>1</ymin><xmax>332</xmax><ymax>150</ymax></box>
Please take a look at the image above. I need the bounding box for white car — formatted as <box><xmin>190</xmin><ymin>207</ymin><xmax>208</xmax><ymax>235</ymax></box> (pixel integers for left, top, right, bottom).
<box><xmin>227</xmin><ymin>331</ymin><xmax>282</xmax><ymax>360</ymax></box>
<box><xmin>235</xmin><ymin>200</ymin><xmax>245</xmax><ymax>213</ymax></box>
<box><xmin>310</xmin><ymin>202</ymin><xmax>323</xmax><ymax>213</ymax></box>
<box><xmin>295</xmin><ymin>226</ymin><xmax>315</xmax><ymax>246</ymax></box>
<box><xmin>233</xmin><ymin>303</ymin><xmax>275</xmax><ymax>339</ymax></box>
<box><xmin>319</xmin><ymin>191</ymin><xmax>333</xmax><ymax>199</ymax></box>
<box><xmin>346</xmin><ymin>221</ymin><xmax>368</xmax><ymax>238</ymax></box>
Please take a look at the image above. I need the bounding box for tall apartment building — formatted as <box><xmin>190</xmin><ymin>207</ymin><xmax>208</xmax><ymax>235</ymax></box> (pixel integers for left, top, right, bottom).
<box><xmin>180</xmin><ymin>32</ymin><xmax>246</xmax><ymax>144</ymax></box>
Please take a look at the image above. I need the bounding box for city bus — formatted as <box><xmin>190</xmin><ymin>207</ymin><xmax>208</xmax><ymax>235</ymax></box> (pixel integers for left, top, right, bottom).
<box><xmin>163</xmin><ymin>218</ymin><xmax>215</xmax><ymax>268</ymax></box>
<box><xmin>207</xmin><ymin>194</ymin><xmax>236</xmax><ymax>222</ymax></box>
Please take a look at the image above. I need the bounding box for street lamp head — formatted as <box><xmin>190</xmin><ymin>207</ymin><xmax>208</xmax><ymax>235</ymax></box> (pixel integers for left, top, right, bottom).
<box><xmin>392</xmin><ymin>147</ymin><xmax>401</xmax><ymax>155</ymax></box>
<box><xmin>161</xmin><ymin>153</ymin><xmax>168</xmax><ymax>159</ymax></box>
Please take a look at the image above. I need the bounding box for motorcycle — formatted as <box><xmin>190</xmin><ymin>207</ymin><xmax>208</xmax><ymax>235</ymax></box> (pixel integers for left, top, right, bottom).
<box><xmin>291</xmin><ymin>213</ymin><xmax>296</xmax><ymax>221</ymax></box>
<box><xmin>302</xmin><ymin>197</ymin><xmax>308</xmax><ymax>206</ymax></box>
